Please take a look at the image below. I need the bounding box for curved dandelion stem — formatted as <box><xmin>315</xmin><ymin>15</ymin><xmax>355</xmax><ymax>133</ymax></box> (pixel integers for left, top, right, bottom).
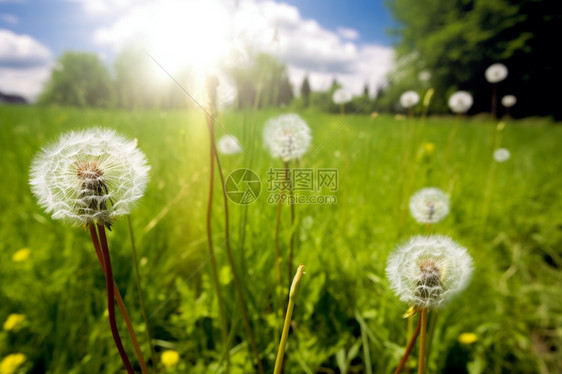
<box><xmin>89</xmin><ymin>225</ymin><xmax>148</xmax><ymax>374</ymax></box>
<box><xmin>418</xmin><ymin>308</ymin><xmax>428</xmax><ymax>374</ymax></box>
<box><xmin>394</xmin><ymin>315</ymin><xmax>421</xmax><ymax>374</ymax></box>
<box><xmin>274</xmin><ymin>265</ymin><xmax>305</xmax><ymax>374</ymax></box>
<box><xmin>127</xmin><ymin>215</ymin><xmax>156</xmax><ymax>372</ymax></box>
<box><xmin>95</xmin><ymin>223</ymin><xmax>134</xmax><ymax>374</ymax></box>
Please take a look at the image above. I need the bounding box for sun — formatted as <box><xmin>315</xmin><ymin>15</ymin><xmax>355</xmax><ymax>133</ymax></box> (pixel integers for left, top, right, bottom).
<box><xmin>144</xmin><ymin>1</ymin><xmax>232</xmax><ymax>75</ymax></box>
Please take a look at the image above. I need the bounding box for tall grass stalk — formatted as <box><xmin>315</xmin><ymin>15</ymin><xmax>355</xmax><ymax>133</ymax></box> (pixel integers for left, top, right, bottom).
<box><xmin>274</xmin><ymin>264</ymin><xmax>305</xmax><ymax>374</ymax></box>
<box><xmin>204</xmin><ymin>103</ymin><xmax>230</xmax><ymax>370</ymax></box>
<box><xmin>127</xmin><ymin>215</ymin><xmax>156</xmax><ymax>371</ymax></box>
<box><xmin>89</xmin><ymin>224</ymin><xmax>148</xmax><ymax>374</ymax></box>
<box><xmin>207</xmin><ymin>78</ymin><xmax>263</xmax><ymax>374</ymax></box>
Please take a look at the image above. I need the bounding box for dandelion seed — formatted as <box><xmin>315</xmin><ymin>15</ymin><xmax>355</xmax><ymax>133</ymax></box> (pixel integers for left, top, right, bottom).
<box><xmin>11</xmin><ymin>248</ymin><xmax>30</xmax><ymax>262</ymax></box>
<box><xmin>400</xmin><ymin>91</ymin><xmax>419</xmax><ymax>108</ymax></box>
<box><xmin>501</xmin><ymin>95</ymin><xmax>517</xmax><ymax>108</ymax></box>
<box><xmin>332</xmin><ymin>88</ymin><xmax>352</xmax><ymax>105</ymax></box>
<box><xmin>485</xmin><ymin>63</ymin><xmax>508</xmax><ymax>84</ymax></box>
<box><xmin>263</xmin><ymin>113</ymin><xmax>312</xmax><ymax>161</ymax></box>
<box><xmin>29</xmin><ymin>128</ymin><xmax>150</xmax><ymax>228</ymax></box>
<box><xmin>3</xmin><ymin>314</ymin><xmax>25</xmax><ymax>331</ymax></box>
<box><xmin>161</xmin><ymin>350</ymin><xmax>179</xmax><ymax>368</ymax></box>
<box><xmin>409</xmin><ymin>187</ymin><xmax>450</xmax><ymax>224</ymax></box>
<box><xmin>386</xmin><ymin>235</ymin><xmax>473</xmax><ymax>308</ymax></box>
<box><xmin>217</xmin><ymin>135</ymin><xmax>243</xmax><ymax>155</ymax></box>
<box><xmin>418</xmin><ymin>71</ymin><xmax>431</xmax><ymax>83</ymax></box>
<box><xmin>493</xmin><ymin>148</ymin><xmax>510</xmax><ymax>162</ymax></box>
<box><xmin>448</xmin><ymin>91</ymin><xmax>473</xmax><ymax>114</ymax></box>
<box><xmin>0</xmin><ymin>353</ymin><xmax>26</xmax><ymax>374</ymax></box>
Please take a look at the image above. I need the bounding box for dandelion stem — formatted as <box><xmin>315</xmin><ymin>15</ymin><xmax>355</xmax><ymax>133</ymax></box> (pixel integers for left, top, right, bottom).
<box><xmin>95</xmin><ymin>223</ymin><xmax>134</xmax><ymax>374</ymax></box>
<box><xmin>89</xmin><ymin>224</ymin><xmax>148</xmax><ymax>374</ymax></box>
<box><xmin>127</xmin><ymin>215</ymin><xmax>156</xmax><ymax>371</ymax></box>
<box><xmin>212</xmin><ymin>114</ymin><xmax>265</xmax><ymax>374</ymax></box>
<box><xmin>418</xmin><ymin>308</ymin><xmax>428</xmax><ymax>374</ymax></box>
<box><xmin>286</xmin><ymin>160</ymin><xmax>296</xmax><ymax>290</ymax></box>
<box><xmin>205</xmin><ymin>111</ymin><xmax>230</xmax><ymax>371</ymax></box>
<box><xmin>274</xmin><ymin>169</ymin><xmax>286</xmax><ymax>320</ymax></box>
<box><xmin>394</xmin><ymin>314</ymin><xmax>421</xmax><ymax>374</ymax></box>
<box><xmin>274</xmin><ymin>265</ymin><xmax>305</xmax><ymax>374</ymax></box>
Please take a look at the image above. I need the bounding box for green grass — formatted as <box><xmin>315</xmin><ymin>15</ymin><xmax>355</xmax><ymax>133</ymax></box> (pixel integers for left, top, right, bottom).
<box><xmin>1</xmin><ymin>105</ymin><xmax>561</xmax><ymax>373</ymax></box>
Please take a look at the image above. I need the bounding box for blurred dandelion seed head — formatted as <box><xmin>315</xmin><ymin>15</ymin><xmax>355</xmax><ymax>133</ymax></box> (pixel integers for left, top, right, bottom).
<box><xmin>161</xmin><ymin>350</ymin><xmax>179</xmax><ymax>368</ymax></box>
<box><xmin>418</xmin><ymin>71</ymin><xmax>431</xmax><ymax>83</ymax></box>
<box><xmin>386</xmin><ymin>235</ymin><xmax>473</xmax><ymax>308</ymax></box>
<box><xmin>29</xmin><ymin>128</ymin><xmax>150</xmax><ymax>227</ymax></box>
<box><xmin>501</xmin><ymin>95</ymin><xmax>517</xmax><ymax>108</ymax></box>
<box><xmin>0</xmin><ymin>353</ymin><xmax>26</xmax><ymax>374</ymax></box>
<box><xmin>263</xmin><ymin>113</ymin><xmax>312</xmax><ymax>161</ymax></box>
<box><xmin>400</xmin><ymin>90</ymin><xmax>419</xmax><ymax>108</ymax></box>
<box><xmin>3</xmin><ymin>314</ymin><xmax>26</xmax><ymax>331</ymax></box>
<box><xmin>448</xmin><ymin>91</ymin><xmax>473</xmax><ymax>113</ymax></box>
<box><xmin>493</xmin><ymin>148</ymin><xmax>511</xmax><ymax>162</ymax></box>
<box><xmin>485</xmin><ymin>63</ymin><xmax>508</xmax><ymax>83</ymax></box>
<box><xmin>217</xmin><ymin>135</ymin><xmax>243</xmax><ymax>155</ymax></box>
<box><xmin>332</xmin><ymin>88</ymin><xmax>352</xmax><ymax>105</ymax></box>
<box><xmin>409</xmin><ymin>187</ymin><xmax>449</xmax><ymax>224</ymax></box>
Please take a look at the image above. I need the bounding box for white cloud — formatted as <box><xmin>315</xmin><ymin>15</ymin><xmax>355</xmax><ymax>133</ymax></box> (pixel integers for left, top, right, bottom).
<box><xmin>86</xmin><ymin>0</ymin><xmax>395</xmax><ymax>95</ymax></box>
<box><xmin>0</xmin><ymin>13</ymin><xmax>19</xmax><ymax>25</ymax></box>
<box><xmin>0</xmin><ymin>29</ymin><xmax>52</xmax><ymax>100</ymax></box>
<box><xmin>337</xmin><ymin>27</ymin><xmax>359</xmax><ymax>40</ymax></box>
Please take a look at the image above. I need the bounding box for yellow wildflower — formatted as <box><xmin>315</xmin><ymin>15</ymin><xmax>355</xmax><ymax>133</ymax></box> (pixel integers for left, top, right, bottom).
<box><xmin>12</xmin><ymin>248</ymin><xmax>30</xmax><ymax>262</ymax></box>
<box><xmin>3</xmin><ymin>314</ymin><xmax>26</xmax><ymax>332</ymax></box>
<box><xmin>161</xmin><ymin>350</ymin><xmax>179</xmax><ymax>368</ymax></box>
<box><xmin>0</xmin><ymin>353</ymin><xmax>26</xmax><ymax>374</ymax></box>
<box><xmin>458</xmin><ymin>332</ymin><xmax>478</xmax><ymax>345</ymax></box>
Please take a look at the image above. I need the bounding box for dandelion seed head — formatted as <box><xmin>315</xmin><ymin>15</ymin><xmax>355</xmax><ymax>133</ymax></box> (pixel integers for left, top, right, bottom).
<box><xmin>418</xmin><ymin>71</ymin><xmax>431</xmax><ymax>83</ymax></box>
<box><xmin>386</xmin><ymin>235</ymin><xmax>473</xmax><ymax>308</ymax></box>
<box><xmin>485</xmin><ymin>63</ymin><xmax>508</xmax><ymax>83</ymax></box>
<box><xmin>501</xmin><ymin>95</ymin><xmax>517</xmax><ymax>108</ymax></box>
<box><xmin>217</xmin><ymin>135</ymin><xmax>243</xmax><ymax>155</ymax></box>
<box><xmin>400</xmin><ymin>90</ymin><xmax>419</xmax><ymax>108</ymax></box>
<box><xmin>448</xmin><ymin>91</ymin><xmax>473</xmax><ymax>113</ymax></box>
<box><xmin>332</xmin><ymin>88</ymin><xmax>352</xmax><ymax>105</ymax></box>
<box><xmin>263</xmin><ymin>113</ymin><xmax>311</xmax><ymax>161</ymax></box>
<box><xmin>409</xmin><ymin>187</ymin><xmax>450</xmax><ymax>224</ymax></box>
<box><xmin>493</xmin><ymin>148</ymin><xmax>510</xmax><ymax>162</ymax></box>
<box><xmin>29</xmin><ymin>128</ymin><xmax>150</xmax><ymax>228</ymax></box>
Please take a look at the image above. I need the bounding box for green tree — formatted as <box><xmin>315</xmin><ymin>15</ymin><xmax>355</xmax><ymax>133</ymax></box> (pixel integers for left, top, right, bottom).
<box><xmin>386</xmin><ymin>0</ymin><xmax>562</xmax><ymax>118</ymax></box>
<box><xmin>300</xmin><ymin>76</ymin><xmax>311</xmax><ymax>107</ymax></box>
<box><xmin>39</xmin><ymin>52</ymin><xmax>114</xmax><ymax>107</ymax></box>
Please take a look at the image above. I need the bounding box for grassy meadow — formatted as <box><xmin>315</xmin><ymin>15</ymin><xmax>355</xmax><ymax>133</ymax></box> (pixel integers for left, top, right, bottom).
<box><xmin>1</xmin><ymin>105</ymin><xmax>561</xmax><ymax>373</ymax></box>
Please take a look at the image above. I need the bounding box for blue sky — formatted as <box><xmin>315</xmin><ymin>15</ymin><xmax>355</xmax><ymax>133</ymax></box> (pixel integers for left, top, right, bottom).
<box><xmin>0</xmin><ymin>0</ymin><xmax>397</xmax><ymax>100</ymax></box>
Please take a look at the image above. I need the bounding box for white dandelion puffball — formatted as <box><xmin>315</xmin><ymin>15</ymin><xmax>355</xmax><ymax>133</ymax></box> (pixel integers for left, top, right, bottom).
<box><xmin>418</xmin><ymin>71</ymin><xmax>431</xmax><ymax>82</ymax></box>
<box><xmin>217</xmin><ymin>135</ymin><xmax>243</xmax><ymax>155</ymax></box>
<box><xmin>400</xmin><ymin>91</ymin><xmax>420</xmax><ymax>108</ymax></box>
<box><xmin>448</xmin><ymin>91</ymin><xmax>473</xmax><ymax>114</ymax></box>
<box><xmin>409</xmin><ymin>187</ymin><xmax>450</xmax><ymax>224</ymax></box>
<box><xmin>501</xmin><ymin>95</ymin><xmax>517</xmax><ymax>108</ymax></box>
<box><xmin>263</xmin><ymin>113</ymin><xmax>312</xmax><ymax>161</ymax></box>
<box><xmin>485</xmin><ymin>63</ymin><xmax>508</xmax><ymax>83</ymax></box>
<box><xmin>386</xmin><ymin>235</ymin><xmax>473</xmax><ymax>308</ymax></box>
<box><xmin>29</xmin><ymin>128</ymin><xmax>150</xmax><ymax>227</ymax></box>
<box><xmin>332</xmin><ymin>89</ymin><xmax>352</xmax><ymax>105</ymax></box>
<box><xmin>493</xmin><ymin>148</ymin><xmax>511</xmax><ymax>162</ymax></box>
